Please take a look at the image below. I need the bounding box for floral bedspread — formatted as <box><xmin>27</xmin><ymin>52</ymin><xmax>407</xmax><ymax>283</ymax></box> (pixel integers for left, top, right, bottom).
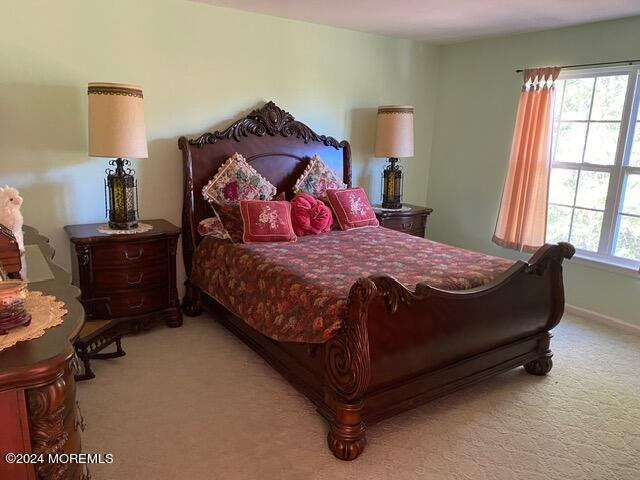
<box><xmin>190</xmin><ymin>227</ymin><xmax>515</xmax><ymax>343</ymax></box>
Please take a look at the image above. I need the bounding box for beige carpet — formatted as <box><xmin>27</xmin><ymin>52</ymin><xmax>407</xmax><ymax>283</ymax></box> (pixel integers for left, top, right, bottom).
<box><xmin>78</xmin><ymin>314</ymin><xmax>640</xmax><ymax>480</ymax></box>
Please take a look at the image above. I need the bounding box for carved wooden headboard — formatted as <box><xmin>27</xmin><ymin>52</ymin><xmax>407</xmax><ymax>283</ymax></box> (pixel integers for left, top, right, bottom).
<box><xmin>178</xmin><ymin>101</ymin><xmax>352</xmax><ymax>276</ymax></box>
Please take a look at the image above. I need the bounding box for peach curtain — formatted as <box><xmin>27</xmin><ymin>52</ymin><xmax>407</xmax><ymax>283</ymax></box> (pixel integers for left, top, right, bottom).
<box><xmin>493</xmin><ymin>67</ymin><xmax>561</xmax><ymax>252</ymax></box>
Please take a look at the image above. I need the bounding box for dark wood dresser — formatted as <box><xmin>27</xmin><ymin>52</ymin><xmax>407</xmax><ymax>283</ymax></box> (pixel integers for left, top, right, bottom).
<box><xmin>0</xmin><ymin>226</ymin><xmax>86</xmax><ymax>480</ymax></box>
<box><xmin>374</xmin><ymin>204</ymin><xmax>433</xmax><ymax>238</ymax></box>
<box><xmin>64</xmin><ymin>219</ymin><xmax>181</xmax><ymax>333</ymax></box>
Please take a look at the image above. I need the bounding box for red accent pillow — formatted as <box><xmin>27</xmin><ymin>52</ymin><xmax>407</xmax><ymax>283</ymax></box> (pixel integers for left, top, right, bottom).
<box><xmin>290</xmin><ymin>193</ymin><xmax>333</xmax><ymax>236</ymax></box>
<box><xmin>240</xmin><ymin>200</ymin><xmax>296</xmax><ymax>243</ymax></box>
<box><xmin>211</xmin><ymin>192</ymin><xmax>286</xmax><ymax>243</ymax></box>
<box><xmin>326</xmin><ymin>187</ymin><xmax>379</xmax><ymax>230</ymax></box>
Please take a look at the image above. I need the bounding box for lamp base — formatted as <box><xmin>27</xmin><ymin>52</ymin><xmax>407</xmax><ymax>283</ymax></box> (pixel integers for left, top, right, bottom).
<box><xmin>381</xmin><ymin>157</ymin><xmax>403</xmax><ymax>210</ymax></box>
<box><xmin>105</xmin><ymin>158</ymin><xmax>140</xmax><ymax>232</ymax></box>
<box><xmin>381</xmin><ymin>200</ymin><xmax>403</xmax><ymax>210</ymax></box>
<box><xmin>108</xmin><ymin>220</ymin><xmax>139</xmax><ymax>230</ymax></box>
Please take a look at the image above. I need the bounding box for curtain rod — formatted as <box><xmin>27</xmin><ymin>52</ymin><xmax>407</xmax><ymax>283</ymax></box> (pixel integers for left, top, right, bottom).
<box><xmin>515</xmin><ymin>59</ymin><xmax>640</xmax><ymax>73</ymax></box>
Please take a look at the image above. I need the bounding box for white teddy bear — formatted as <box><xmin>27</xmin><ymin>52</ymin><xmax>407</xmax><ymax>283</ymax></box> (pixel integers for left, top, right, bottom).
<box><xmin>0</xmin><ymin>185</ymin><xmax>24</xmax><ymax>253</ymax></box>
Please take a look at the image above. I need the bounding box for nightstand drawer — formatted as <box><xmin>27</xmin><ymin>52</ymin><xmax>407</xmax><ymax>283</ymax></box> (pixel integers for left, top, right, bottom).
<box><xmin>93</xmin><ymin>263</ymin><xmax>168</xmax><ymax>294</ymax></box>
<box><xmin>379</xmin><ymin>216</ymin><xmax>426</xmax><ymax>235</ymax></box>
<box><xmin>103</xmin><ymin>287</ymin><xmax>168</xmax><ymax>317</ymax></box>
<box><xmin>92</xmin><ymin>240</ymin><xmax>167</xmax><ymax>267</ymax></box>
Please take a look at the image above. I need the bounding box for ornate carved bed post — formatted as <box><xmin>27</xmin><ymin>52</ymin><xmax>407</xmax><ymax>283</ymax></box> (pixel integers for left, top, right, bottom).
<box><xmin>325</xmin><ymin>278</ymin><xmax>375</xmax><ymax>460</ymax></box>
<box><xmin>522</xmin><ymin>241</ymin><xmax>575</xmax><ymax>376</ymax></box>
<box><xmin>183</xmin><ymin>283</ymin><xmax>203</xmax><ymax>317</ymax></box>
<box><xmin>179</xmin><ymin>134</ymin><xmax>203</xmax><ymax>318</ymax></box>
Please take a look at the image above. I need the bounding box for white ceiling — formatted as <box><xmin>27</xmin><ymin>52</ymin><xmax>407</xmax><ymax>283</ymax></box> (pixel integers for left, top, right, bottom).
<box><xmin>195</xmin><ymin>0</ymin><xmax>640</xmax><ymax>43</ymax></box>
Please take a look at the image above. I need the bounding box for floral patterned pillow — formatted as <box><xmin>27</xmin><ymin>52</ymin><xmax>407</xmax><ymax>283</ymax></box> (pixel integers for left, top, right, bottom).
<box><xmin>202</xmin><ymin>152</ymin><xmax>277</xmax><ymax>205</ymax></box>
<box><xmin>211</xmin><ymin>203</ymin><xmax>244</xmax><ymax>243</ymax></box>
<box><xmin>197</xmin><ymin>216</ymin><xmax>229</xmax><ymax>240</ymax></box>
<box><xmin>293</xmin><ymin>155</ymin><xmax>347</xmax><ymax>199</ymax></box>
<box><xmin>211</xmin><ymin>193</ymin><xmax>286</xmax><ymax>243</ymax></box>
<box><xmin>240</xmin><ymin>200</ymin><xmax>296</xmax><ymax>243</ymax></box>
<box><xmin>326</xmin><ymin>187</ymin><xmax>379</xmax><ymax>230</ymax></box>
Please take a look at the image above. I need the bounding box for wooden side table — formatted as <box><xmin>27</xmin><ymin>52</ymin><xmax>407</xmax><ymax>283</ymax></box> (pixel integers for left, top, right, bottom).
<box><xmin>64</xmin><ymin>219</ymin><xmax>182</xmax><ymax>336</ymax></box>
<box><xmin>374</xmin><ymin>204</ymin><xmax>433</xmax><ymax>238</ymax></box>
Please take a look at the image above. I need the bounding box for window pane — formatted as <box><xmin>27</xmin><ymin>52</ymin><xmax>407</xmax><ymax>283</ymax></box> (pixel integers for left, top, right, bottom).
<box><xmin>547</xmin><ymin>205</ymin><xmax>572</xmax><ymax>243</ymax></box>
<box><xmin>560</xmin><ymin>78</ymin><xmax>594</xmax><ymax>120</ymax></box>
<box><xmin>549</xmin><ymin>168</ymin><xmax>578</xmax><ymax>205</ymax></box>
<box><xmin>614</xmin><ymin>215</ymin><xmax>640</xmax><ymax>261</ymax></box>
<box><xmin>630</xmin><ymin>123</ymin><xmax>640</xmax><ymax>167</ymax></box>
<box><xmin>575</xmin><ymin>170</ymin><xmax>610</xmax><ymax>210</ymax></box>
<box><xmin>621</xmin><ymin>174</ymin><xmax>640</xmax><ymax>215</ymax></box>
<box><xmin>553</xmin><ymin>81</ymin><xmax>565</xmax><ymax>121</ymax></box>
<box><xmin>570</xmin><ymin>208</ymin><xmax>603</xmax><ymax>251</ymax></box>
<box><xmin>590</xmin><ymin>75</ymin><xmax>628</xmax><ymax>121</ymax></box>
<box><xmin>583</xmin><ymin>122</ymin><xmax>620</xmax><ymax>165</ymax></box>
<box><xmin>554</xmin><ymin>122</ymin><xmax>587</xmax><ymax>163</ymax></box>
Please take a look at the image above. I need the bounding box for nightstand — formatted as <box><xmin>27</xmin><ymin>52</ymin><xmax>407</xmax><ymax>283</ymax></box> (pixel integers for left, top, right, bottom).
<box><xmin>374</xmin><ymin>204</ymin><xmax>433</xmax><ymax>238</ymax></box>
<box><xmin>64</xmin><ymin>219</ymin><xmax>182</xmax><ymax>333</ymax></box>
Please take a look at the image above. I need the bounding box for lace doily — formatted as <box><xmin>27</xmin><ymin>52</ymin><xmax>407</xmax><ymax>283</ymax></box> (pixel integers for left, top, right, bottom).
<box><xmin>372</xmin><ymin>205</ymin><xmax>412</xmax><ymax>212</ymax></box>
<box><xmin>0</xmin><ymin>291</ymin><xmax>67</xmax><ymax>352</ymax></box>
<box><xmin>96</xmin><ymin>223</ymin><xmax>153</xmax><ymax>235</ymax></box>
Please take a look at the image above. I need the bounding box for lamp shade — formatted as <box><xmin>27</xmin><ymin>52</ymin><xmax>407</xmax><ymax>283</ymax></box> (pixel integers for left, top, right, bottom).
<box><xmin>374</xmin><ymin>105</ymin><xmax>414</xmax><ymax>158</ymax></box>
<box><xmin>88</xmin><ymin>82</ymin><xmax>148</xmax><ymax>158</ymax></box>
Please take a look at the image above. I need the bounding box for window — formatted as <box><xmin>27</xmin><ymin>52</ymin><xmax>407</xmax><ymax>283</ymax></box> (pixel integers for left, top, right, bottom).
<box><xmin>547</xmin><ymin>66</ymin><xmax>640</xmax><ymax>272</ymax></box>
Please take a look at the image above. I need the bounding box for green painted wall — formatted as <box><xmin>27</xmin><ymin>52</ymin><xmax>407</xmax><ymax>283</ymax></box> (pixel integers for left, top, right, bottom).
<box><xmin>428</xmin><ymin>16</ymin><xmax>640</xmax><ymax>325</ymax></box>
<box><xmin>0</xmin><ymin>0</ymin><xmax>439</xmax><ymax>289</ymax></box>
<box><xmin>0</xmin><ymin>0</ymin><xmax>636</xmax><ymax>322</ymax></box>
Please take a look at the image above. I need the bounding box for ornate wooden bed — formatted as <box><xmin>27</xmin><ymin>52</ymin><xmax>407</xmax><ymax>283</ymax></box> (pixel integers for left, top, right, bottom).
<box><xmin>179</xmin><ymin>101</ymin><xmax>575</xmax><ymax>461</ymax></box>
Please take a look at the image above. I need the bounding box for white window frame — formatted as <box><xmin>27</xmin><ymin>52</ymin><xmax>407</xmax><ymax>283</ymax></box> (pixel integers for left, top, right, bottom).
<box><xmin>549</xmin><ymin>65</ymin><xmax>640</xmax><ymax>275</ymax></box>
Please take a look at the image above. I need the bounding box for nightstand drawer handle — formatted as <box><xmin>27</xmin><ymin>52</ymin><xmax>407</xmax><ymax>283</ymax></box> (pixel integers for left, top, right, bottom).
<box><xmin>402</xmin><ymin>222</ymin><xmax>414</xmax><ymax>230</ymax></box>
<box><xmin>124</xmin><ymin>248</ymin><xmax>144</xmax><ymax>261</ymax></box>
<box><xmin>129</xmin><ymin>298</ymin><xmax>144</xmax><ymax>309</ymax></box>
<box><xmin>127</xmin><ymin>272</ymin><xmax>144</xmax><ymax>285</ymax></box>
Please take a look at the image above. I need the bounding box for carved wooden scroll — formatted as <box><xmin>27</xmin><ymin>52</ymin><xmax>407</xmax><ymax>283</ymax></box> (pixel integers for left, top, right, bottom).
<box><xmin>325</xmin><ymin>277</ymin><xmax>375</xmax><ymax>402</ymax></box>
<box><xmin>28</xmin><ymin>377</ymin><xmax>69</xmax><ymax>480</ymax></box>
<box><xmin>188</xmin><ymin>101</ymin><xmax>347</xmax><ymax>152</ymax></box>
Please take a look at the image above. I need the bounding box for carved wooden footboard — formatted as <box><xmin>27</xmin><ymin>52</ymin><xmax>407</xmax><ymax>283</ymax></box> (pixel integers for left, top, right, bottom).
<box><xmin>323</xmin><ymin>242</ymin><xmax>575</xmax><ymax>460</ymax></box>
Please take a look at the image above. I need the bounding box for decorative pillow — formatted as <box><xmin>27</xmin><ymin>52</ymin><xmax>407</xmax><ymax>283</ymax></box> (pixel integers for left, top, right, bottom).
<box><xmin>326</xmin><ymin>187</ymin><xmax>379</xmax><ymax>230</ymax></box>
<box><xmin>202</xmin><ymin>152</ymin><xmax>277</xmax><ymax>204</ymax></box>
<box><xmin>197</xmin><ymin>216</ymin><xmax>229</xmax><ymax>239</ymax></box>
<box><xmin>212</xmin><ymin>203</ymin><xmax>244</xmax><ymax>243</ymax></box>
<box><xmin>212</xmin><ymin>193</ymin><xmax>287</xmax><ymax>242</ymax></box>
<box><xmin>293</xmin><ymin>154</ymin><xmax>347</xmax><ymax>199</ymax></box>
<box><xmin>240</xmin><ymin>200</ymin><xmax>296</xmax><ymax>243</ymax></box>
<box><xmin>290</xmin><ymin>193</ymin><xmax>333</xmax><ymax>236</ymax></box>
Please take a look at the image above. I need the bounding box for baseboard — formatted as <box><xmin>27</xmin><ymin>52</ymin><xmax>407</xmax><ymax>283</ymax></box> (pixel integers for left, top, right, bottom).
<box><xmin>565</xmin><ymin>304</ymin><xmax>640</xmax><ymax>336</ymax></box>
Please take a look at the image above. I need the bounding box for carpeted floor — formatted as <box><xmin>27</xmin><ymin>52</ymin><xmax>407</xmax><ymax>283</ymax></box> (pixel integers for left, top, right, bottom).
<box><xmin>77</xmin><ymin>314</ymin><xmax>640</xmax><ymax>480</ymax></box>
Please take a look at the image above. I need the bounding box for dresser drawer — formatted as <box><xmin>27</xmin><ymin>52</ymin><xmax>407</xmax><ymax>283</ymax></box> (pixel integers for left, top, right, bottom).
<box><xmin>102</xmin><ymin>287</ymin><xmax>168</xmax><ymax>318</ymax></box>
<box><xmin>93</xmin><ymin>263</ymin><xmax>168</xmax><ymax>294</ymax></box>
<box><xmin>379</xmin><ymin>216</ymin><xmax>426</xmax><ymax>235</ymax></box>
<box><xmin>92</xmin><ymin>240</ymin><xmax>167</xmax><ymax>267</ymax></box>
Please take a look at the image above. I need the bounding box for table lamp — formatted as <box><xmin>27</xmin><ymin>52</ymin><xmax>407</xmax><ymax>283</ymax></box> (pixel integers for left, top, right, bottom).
<box><xmin>375</xmin><ymin>105</ymin><xmax>414</xmax><ymax>209</ymax></box>
<box><xmin>88</xmin><ymin>82</ymin><xmax>148</xmax><ymax>230</ymax></box>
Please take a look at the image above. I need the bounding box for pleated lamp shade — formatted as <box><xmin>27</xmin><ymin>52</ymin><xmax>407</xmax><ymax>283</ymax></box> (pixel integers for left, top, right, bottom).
<box><xmin>88</xmin><ymin>82</ymin><xmax>148</xmax><ymax>158</ymax></box>
<box><xmin>374</xmin><ymin>105</ymin><xmax>414</xmax><ymax>158</ymax></box>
